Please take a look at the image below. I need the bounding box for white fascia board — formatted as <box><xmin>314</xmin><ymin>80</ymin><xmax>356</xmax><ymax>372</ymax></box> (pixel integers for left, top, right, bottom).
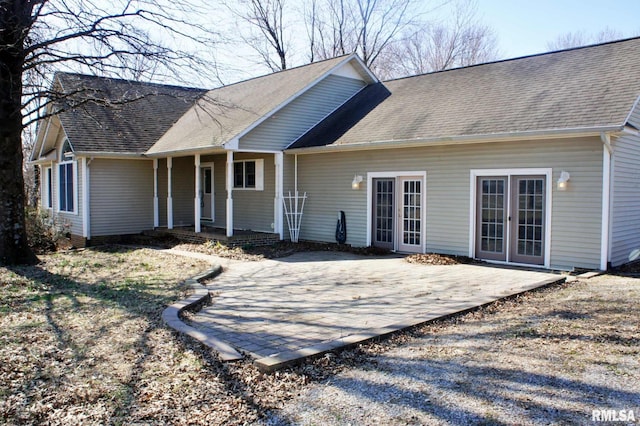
<box><xmin>144</xmin><ymin>146</ymin><xmax>227</xmax><ymax>158</ymax></box>
<box><xmin>286</xmin><ymin>125</ymin><xmax>625</xmax><ymax>155</ymax></box>
<box><xmin>622</xmin><ymin>94</ymin><xmax>640</xmax><ymax>127</ymax></box>
<box><xmin>229</xmin><ymin>54</ymin><xmax>365</xmax><ymax>144</ymax></box>
<box><xmin>344</xmin><ymin>54</ymin><xmax>379</xmax><ymax>84</ymax></box>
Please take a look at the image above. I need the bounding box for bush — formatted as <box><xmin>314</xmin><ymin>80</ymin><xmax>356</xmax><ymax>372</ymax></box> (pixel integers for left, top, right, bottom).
<box><xmin>25</xmin><ymin>208</ymin><xmax>68</xmax><ymax>254</ymax></box>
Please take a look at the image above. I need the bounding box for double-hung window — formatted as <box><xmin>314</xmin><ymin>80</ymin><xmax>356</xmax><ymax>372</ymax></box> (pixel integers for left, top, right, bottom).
<box><xmin>233</xmin><ymin>159</ymin><xmax>264</xmax><ymax>190</ymax></box>
<box><xmin>58</xmin><ymin>139</ymin><xmax>76</xmax><ymax>213</ymax></box>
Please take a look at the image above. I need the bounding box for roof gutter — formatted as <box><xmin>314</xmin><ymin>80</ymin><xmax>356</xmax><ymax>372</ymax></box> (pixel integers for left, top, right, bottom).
<box><xmin>286</xmin><ymin>125</ymin><xmax>626</xmax><ymax>154</ymax></box>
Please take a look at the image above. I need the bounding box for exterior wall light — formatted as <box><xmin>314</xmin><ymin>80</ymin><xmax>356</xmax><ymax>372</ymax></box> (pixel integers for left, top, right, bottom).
<box><xmin>352</xmin><ymin>175</ymin><xmax>363</xmax><ymax>190</ymax></box>
<box><xmin>557</xmin><ymin>171</ymin><xmax>570</xmax><ymax>191</ymax></box>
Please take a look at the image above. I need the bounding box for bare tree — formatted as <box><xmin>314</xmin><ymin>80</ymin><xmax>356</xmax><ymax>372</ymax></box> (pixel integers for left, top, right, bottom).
<box><xmin>224</xmin><ymin>0</ymin><xmax>289</xmax><ymax>72</ymax></box>
<box><xmin>304</xmin><ymin>0</ymin><xmax>420</xmax><ymax>71</ymax></box>
<box><xmin>546</xmin><ymin>27</ymin><xmax>625</xmax><ymax>51</ymax></box>
<box><xmin>0</xmin><ymin>0</ymin><xmax>216</xmax><ymax>265</ymax></box>
<box><xmin>379</xmin><ymin>0</ymin><xmax>498</xmax><ymax>79</ymax></box>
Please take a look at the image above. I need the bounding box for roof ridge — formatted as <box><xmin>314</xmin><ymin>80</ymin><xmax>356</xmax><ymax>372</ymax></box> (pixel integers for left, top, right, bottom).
<box><xmin>55</xmin><ymin>71</ymin><xmax>208</xmax><ymax>92</ymax></box>
<box><xmin>207</xmin><ymin>53</ymin><xmax>354</xmax><ymax>92</ymax></box>
<box><xmin>383</xmin><ymin>36</ymin><xmax>640</xmax><ymax>84</ymax></box>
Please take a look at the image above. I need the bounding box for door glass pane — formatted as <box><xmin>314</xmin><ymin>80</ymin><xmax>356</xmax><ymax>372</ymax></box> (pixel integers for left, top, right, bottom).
<box><xmin>516</xmin><ymin>178</ymin><xmax>544</xmax><ymax>257</ymax></box>
<box><xmin>375</xmin><ymin>180</ymin><xmax>394</xmax><ymax>244</ymax></box>
<box><xmin>203</xmin><ymin>169</ymin><xmax>212</xmax><ymax>194</ymax></box>
<box><xmin>479</xmin><ymin>178</ymin><xmax>505</xmax><ymax>254</ymax></box>
<box><xmin>402</xmin><ymin>180</ymin><xmax>421</xmax><ymax>246</ymax></box>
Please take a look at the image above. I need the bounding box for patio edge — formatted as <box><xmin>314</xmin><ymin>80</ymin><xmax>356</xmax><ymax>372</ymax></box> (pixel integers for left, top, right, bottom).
<box><xmin>162</xmin><ymin>265</ymin><xmax>243</xmax><ymax>361</ymax></box>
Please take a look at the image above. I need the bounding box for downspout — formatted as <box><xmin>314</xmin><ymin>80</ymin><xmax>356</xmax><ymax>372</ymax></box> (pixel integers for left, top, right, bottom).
<box><xmin>600</xmin><ymin>132</ymin><xmax>613</xmax><ymax>270</ymax></box>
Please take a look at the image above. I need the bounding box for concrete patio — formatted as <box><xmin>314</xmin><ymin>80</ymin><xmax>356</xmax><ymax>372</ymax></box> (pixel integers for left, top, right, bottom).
<box><xmin>181</xmin><ymin>251</ymin><xmax>565</xmax><ymax>371</ymax></box>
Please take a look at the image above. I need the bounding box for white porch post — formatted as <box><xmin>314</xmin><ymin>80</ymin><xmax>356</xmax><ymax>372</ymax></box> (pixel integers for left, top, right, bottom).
<box><xmin>153</xmin><ymin>159</ymin><xmax>159</xmax><ymax>228</ymax></box>
<box><xmin>226</xmin><ymin>151</ymin><xmax>234</xmax><ymax>237</ymax></box>
<box><xmin>194</xmin><ymin>154</ymin><xmax>202</xmax><ymax>233</ymax></box>
<box><xmin>167</xmin><ymin>157</ymin><xmax>173</xmax><ymax>229</ymax></box>
<box><xmin>274</xmin><ymin>152</ymin><xmax>284</xmax><ymax>239</ymax></box>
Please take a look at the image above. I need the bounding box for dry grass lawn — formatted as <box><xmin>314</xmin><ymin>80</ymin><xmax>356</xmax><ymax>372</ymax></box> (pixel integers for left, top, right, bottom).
<box><xmin>1</xmin><ymin>246</ymin><xmax>639</xmax><ymax>425</ymax></box>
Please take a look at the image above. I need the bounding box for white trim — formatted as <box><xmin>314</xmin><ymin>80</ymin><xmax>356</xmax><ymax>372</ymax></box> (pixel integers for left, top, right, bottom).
<box><xmin>81</xmin><ymin>157</ymin><xmax>90</xmax><ymax>239</ymax></box>
<box><xmin>153</xmin><ymin>159</ymin><xmax>159</xmax><ymax>228</ymax></box>
<box><xmin>274</xmin><ymin>152</ymin><xmax>284</xmax><ymax>239</ymax></box>
<box><xmin>232</xmin><ymin>159</ymin><xmax>264</xmax><ymax>191</ymax></box>
<box><xmin>366</xmin><ymin>171</ymin><xmax>427</xmax><ymax>253</ymax></box>
<box><xmin>167</xmin><ymin>157</ymin><xmax>173</xmax><ymax>230</ymax></box>
<box><xmin>622</xmin><ymin>94</ymin><xmax>640</xmax><ymax>127</ymax></box>
<box><xmin>232</xmin><ymin>148</ymin><xmax>281</xmax><ymax>154</ymax></box>
<box><xmin>57</xmin><ymin>159</ymin><xmax>78</xmax><ymax>215</ymax></box>
<box><xmin>199</xmin><ymin>162</ymin><xmax>215</xmax><ymax>222</ymax></box>
<box><xmin>287</xmin><ymin>125</ymin><xmax>624</xmax><ymax>155</ymax></box>
<box><xmin>226</xmin><ymin>151</ymin><xmax>234</xmax><ymax>237</ymax></box>
<box><xmin>194</xmin><ymin>154</ymin><xmax>201</xmax><ymax>233</ymax></box>
<box><xmin>601</xmin><ymin>144</ymin><xmax>612</xmax><ymax>270</ymax></box>
<box><xmin>469</xmin><ymin>168</ymin><xmax>553</xmax><ymax>269</ymax></box>
<box><xmin>34</xmin><ymin>119</ymin><xmax>52</xmax><ymax>161</ymax></box>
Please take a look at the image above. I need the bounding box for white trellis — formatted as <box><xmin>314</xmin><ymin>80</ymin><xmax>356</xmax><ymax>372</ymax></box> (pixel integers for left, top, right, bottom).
<box><xmin>282</xmin><ymin>191</ymin><xmax>307</xmax><ymax>243</ymax></box>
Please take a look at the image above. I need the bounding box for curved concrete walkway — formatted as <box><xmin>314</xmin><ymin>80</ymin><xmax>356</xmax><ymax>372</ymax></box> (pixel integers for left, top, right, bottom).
<box><xmin>185</xmin><ymin>251</ymin><xmax>564</xmax><ymax>371</ymax></box>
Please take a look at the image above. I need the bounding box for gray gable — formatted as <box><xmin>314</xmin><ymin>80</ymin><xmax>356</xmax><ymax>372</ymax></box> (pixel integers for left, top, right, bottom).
<box><xmin>291</xmin><ymin>37</ymin><xmax>640</xmax><ymax>149</ymax></box>
<box><xmin>55</xmin><ymin>73</ymin><xmax>206</xmax><ymax>154</ymax></box>
<box><xmin>147</xmin><ymin>55</ymin><xmax>357</xmax><ymax>155</ymax></box>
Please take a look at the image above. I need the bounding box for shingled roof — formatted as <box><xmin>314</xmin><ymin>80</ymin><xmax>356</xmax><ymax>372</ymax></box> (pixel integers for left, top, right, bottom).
<box><xmin>55</xmin><ymin>73</ymin><xmax>206</xmax><ymax>154</ymax></box>
<box><xmin>147</xmin><ymin>54</ymin><xmax>359</xmax><ymax>155</ymax></box>
<box><xmin>290</xmin><ymin>37</ymin><xmax>640</xmax><ymax>150</ymax></box>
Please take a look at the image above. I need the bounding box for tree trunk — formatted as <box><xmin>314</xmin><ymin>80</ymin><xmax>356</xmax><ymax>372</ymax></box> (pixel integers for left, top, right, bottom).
<box><xmin>0</xmin><ymin>1</ymin><xmax>39</xmax><ymax>265</ymax></box>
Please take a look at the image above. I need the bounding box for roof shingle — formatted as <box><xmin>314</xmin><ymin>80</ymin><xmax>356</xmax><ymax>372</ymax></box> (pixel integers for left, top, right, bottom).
<box><xmin>55</xmin><ymin>73</ymin><xmax>206</xmax><ymax>154</ymax></box>
<box><xmin>291</xmin><ymin>37</ymin><xmax>640</xmax><ymax>149</ymax></box>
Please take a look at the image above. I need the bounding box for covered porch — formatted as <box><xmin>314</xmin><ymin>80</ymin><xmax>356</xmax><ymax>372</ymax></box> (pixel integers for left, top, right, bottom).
<box><xmin>150</xmin><ymin>150</ymin><xmax>285</xmax><ymax>241</ymax></box>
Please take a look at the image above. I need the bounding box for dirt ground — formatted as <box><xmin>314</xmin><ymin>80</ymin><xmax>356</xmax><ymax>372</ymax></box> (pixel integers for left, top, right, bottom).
<box><xmin>1</xmin><ymin>245</ymin><xmax>638</xmax><ymax>425</ymax></box>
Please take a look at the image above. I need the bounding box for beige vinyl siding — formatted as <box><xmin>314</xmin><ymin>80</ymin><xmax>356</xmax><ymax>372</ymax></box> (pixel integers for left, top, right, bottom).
<box><xmin>294</xmin><ymin>137</ymin><xmax>603</xmax><ymax>269</ymax></box>
<box><xmin>199</xmin><ymin>154</ymin><xmax>227</xmax><ymax>229</ymax></box>
<box><xmin>239</xmin><ymin>75</ymin><xmax>366</xmax><ymax>151</ymax></box>
<box><xmin>157</xmin><ymin>158</ymin><xmax>168</xmax><ymax>227</ymax></box>
<box><xmin>232</xmin><ymin>152</ymin><xmax>275</xmax><ymax>232</ymax></box>
<box><xmin>90</xmin><ymin>159</ymin><xmax>154</xmax><ymax>236</ymax></box>
<box><xmin>171</xmin><ymin>156</ymin><xmax>195</xmax><ymax>226</ymax></box>
<box><xmin>610</xmin><ymin>133</ymin><xmax>640</xmax><ymax>266</ymax></box>
<box><xmin>281</xmin><ymin>154</ymin><xmax>297</xmax><ymax>240</ymax></box>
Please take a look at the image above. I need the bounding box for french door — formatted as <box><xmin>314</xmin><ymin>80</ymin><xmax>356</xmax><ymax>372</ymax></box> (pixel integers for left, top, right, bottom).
<box><xmin>476</xmin><ymin>175</ymin><xmax>546</xmax><ymax>265</ymax></box>
<box><xmin>372</xmin><ymin>176</ymin><xmax>423</xmax><ymax>253</ymax></box>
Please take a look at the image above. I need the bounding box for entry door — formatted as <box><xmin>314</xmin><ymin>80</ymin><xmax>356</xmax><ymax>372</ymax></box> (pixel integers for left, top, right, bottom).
<box><xmin>475</xmin><ymin>175</ymin><xmax>546</xmax><ymax>265</ymax></box>
<box><xmin>510</xmin><ymin>176</ymin><xmax>545</xmax><ymax>265</ymax></box>
<box><xmin>372</xmin><ymin>176</ymin><xmax>423</xmax><ymax>253</ymax></box>
<box><xmin>372</xmin><ymin>178</ymin><xmax>395</xmax><ymax>250</ymax></box>
<box><xmin>476</xmin><ymin>177</ymin><xmax>507</xmax><ymax>261</ymax></box>
<box><xmin>200</xmin><ymin>165</ymin><xmax>214</xmax><ymax>220</ymax></box>
<box><xmin>397</xmin><ymin>177</ymin><xmax>423</xmax><ymax>253</ymax></box>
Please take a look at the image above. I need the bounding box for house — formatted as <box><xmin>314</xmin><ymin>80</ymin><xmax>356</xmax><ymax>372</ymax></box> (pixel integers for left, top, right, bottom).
<box><xmin>30</xmin><ymin>37</ymin><xmax>640</xmax><ymax>271</ymax></box>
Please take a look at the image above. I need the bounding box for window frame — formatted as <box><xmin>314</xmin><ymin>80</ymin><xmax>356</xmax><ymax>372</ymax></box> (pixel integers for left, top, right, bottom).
<box><xmin>57</xmin><ymin>139</ymin><xmax>78</xmax><ymax>214</ymax></box>
<box><xmin>232</xmin><ymin>159</ymin><xmax>264</xmax><ymax>191</ymax></box>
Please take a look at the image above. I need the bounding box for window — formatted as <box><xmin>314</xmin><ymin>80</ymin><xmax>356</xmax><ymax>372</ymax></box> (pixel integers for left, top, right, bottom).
<box><xmin>58</xmin><ymin>139</ymin><xmax>75</xmax><ymax>213</ymax></box>
<box><xmin>233</xmin><ymin>159</ymin><xmax>263</xmax><ymax>190</ymax></box>
<box><xmin>43</xmin><ymin>166</ymin><xmax>52</xmax><ymax>209</ymax></box>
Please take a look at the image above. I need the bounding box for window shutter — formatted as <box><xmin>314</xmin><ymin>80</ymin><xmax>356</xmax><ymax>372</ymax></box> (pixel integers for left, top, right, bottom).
<box><xmin>255</xmin><ymin>159</ymin><xmax>264</xmax><ymax>191</ymax></box>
